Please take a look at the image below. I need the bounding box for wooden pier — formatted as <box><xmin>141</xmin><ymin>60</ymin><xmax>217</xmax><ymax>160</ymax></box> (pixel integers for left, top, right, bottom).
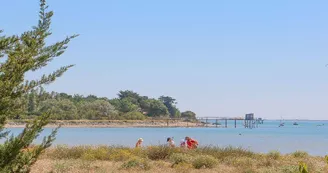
<box><xmin>150</xmin><ymin>113</ymin><xmax>263</xmax><ymax>128</ymax></box>
<box><xmin>196</xmin><ymin>113</ymin><xmax>263</xmax><ymax>129</ymax></box>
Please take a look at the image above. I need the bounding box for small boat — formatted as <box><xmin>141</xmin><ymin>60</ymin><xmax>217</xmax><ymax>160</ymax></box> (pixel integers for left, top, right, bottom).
<box><xmin>278</xmin><ymin>116</ymin><xmax>285</xmax><ymax>127</ymax></box>
<box><xmin>293</xmin><ymin>122</ymin><xmax>298</xmax><ymax>126</ymax></box>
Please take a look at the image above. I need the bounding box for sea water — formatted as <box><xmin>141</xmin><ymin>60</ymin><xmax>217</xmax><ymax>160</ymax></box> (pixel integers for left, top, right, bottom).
<box><xmin>4</xmin><ymin>120</ymin><xmax>328</xmax><ymax>156</ymax></box>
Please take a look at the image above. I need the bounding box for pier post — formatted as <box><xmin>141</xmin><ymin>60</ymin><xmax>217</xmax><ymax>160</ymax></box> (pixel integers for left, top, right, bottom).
<box><xmin>216</xmin><ymin>119</ymin><xmax>218</xmax><ymax>128</ymax></box>
<box><xmin>234</xmin><ymin>119</ymin><xmax>237</xmax><ymax>128</ymax></box>
<box><xmin>225</xmin><ymin>119</ymin><xmax>227</xmax><ymax>128</ymax></box>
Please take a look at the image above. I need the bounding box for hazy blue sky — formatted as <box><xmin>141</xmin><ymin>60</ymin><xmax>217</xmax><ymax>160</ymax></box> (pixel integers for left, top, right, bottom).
<box><xmin>2</xmin><ymin>0</ymin><xmax>328</xmax><ymax>119</ymax></box>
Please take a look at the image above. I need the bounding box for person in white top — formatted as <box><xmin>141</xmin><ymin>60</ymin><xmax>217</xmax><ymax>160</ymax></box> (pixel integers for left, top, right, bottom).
<box><xmin>167</xmin><ymin>137</ymin><xmax>175</xmax><ymax>147</ymax></box>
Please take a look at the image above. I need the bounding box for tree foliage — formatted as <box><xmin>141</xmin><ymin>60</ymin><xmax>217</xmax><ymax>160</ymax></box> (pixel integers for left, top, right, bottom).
<box><xmin>141</xmin><ymin>99</ymin><xmax>169</xmax><ymax>117</ymax></box>
<box><xmin>77</xmin><ymin>100</ymin><xmax>117</xmax><ymax>120</ymax></box>
<box><xmin>181</xmin><ymin>111</ymin><xmax>196</xmax><ymax>120</ymax></box>
<box><xmin>159</xmin><ymin>96</ymin><xmax>181</xmax><ymax>118</ymax></box>
<box><xmin>0</xmin><ymin>0</ymin><xmax>77</xmax><ymax>172</ymax></box>
<box><xmin>38</xmin><ymin>99</ymin><xmax>78</xmax><ymax>120</ymax></box>
<box><xmin>12</xmin><ymin>89</ymin><xmax>196</xmax><ymax>120</ymax></box>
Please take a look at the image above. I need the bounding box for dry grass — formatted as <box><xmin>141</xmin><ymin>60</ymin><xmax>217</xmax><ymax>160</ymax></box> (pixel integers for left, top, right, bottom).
<box><xmin>30</xmin><ymin>145</ymin><xmax>328</xmax><ymax>173</ymax></box>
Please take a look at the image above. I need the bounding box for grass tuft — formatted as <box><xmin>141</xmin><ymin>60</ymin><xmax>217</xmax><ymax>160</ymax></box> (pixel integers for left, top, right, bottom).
<box><xmin>120</xmin><ymin>157</ymin><xmax>151</xmax><ymax>170</ymax></box>
<box><xmin>192</xmin><ymin>155</ymin><xmax>218</xmax><ymax>169</ymax></box>
<box><xmin>267</xmin><ymin>151</ymin><xmax>281</xmax><ymax>160</ymax></box>
<box><xmin>291</xmin><ymin>151</ymin><xmax>308</xmax><ymax>158</ymax></box>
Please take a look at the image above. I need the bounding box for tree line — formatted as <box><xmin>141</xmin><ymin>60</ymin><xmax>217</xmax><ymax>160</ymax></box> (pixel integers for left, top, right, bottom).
<box><xmin>13</xmin><ymin>88</ymin><xmax>197</xmax><ymax>120</ymax></box>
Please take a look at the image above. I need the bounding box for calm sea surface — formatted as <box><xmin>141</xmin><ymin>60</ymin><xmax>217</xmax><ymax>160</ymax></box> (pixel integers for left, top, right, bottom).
<box><xmin>4</xmin><ymin>120</ymin><xmax>328</xmax><ymax>156</ymax></box>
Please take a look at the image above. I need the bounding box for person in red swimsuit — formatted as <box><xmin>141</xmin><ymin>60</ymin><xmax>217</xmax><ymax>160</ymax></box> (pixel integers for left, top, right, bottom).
<box><xmin>185</xmin><ymin>136</ymin><xmax>198</xmax><ymax>149</ymax></box>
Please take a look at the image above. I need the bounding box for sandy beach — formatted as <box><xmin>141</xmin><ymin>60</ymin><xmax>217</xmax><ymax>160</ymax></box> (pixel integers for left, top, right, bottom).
<box><xmin>6</xmin><ymin>120</ymin><xmax>204</xmax><ymax>128</ymax></box>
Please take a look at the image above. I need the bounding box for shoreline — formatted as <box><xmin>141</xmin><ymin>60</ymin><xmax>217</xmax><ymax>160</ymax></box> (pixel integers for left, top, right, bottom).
<box><xmin>6</xmin><ymin>120</ymin><xmax>210</xmax><ymax>128</ymax></box>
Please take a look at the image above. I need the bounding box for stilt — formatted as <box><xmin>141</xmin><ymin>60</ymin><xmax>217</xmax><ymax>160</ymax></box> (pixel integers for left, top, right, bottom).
<box><xmin>234</xmin><ymin>119</ymin><xmax>237</xmax><ymax>128</ymax></box>
<box><xmin>225</xmin><ymin>119</ymin><xmax>227</xmax><ymax>128</ymax></box>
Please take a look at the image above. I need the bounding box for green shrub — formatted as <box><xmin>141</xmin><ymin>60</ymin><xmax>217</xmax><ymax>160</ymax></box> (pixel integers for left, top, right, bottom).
<box><xmin>109</xmin><ymin>149</ymin><xmax>133</xmax><ymax>161</ymax></box>
<box><xmin>50</xmin><ymin>145</ymin><xmax>89</xmax><ymax>159</ymax></box>
<box><xmin>80</xmin><ymin>146</ymin><xmax>111</xmax><ymax>161</ymax></box>
<box><xmin>173</xmin><ymin>162</ymin><xmax>193</xmax><ymax>170</ymax></box>
<box><xmin>147</xmin><ymin>146</ymin><xmax>178</xmax><ymax>160</ymax></box>
<box><xmin>131</xmin><ymin>148</ymin><xmax>147</xmax><ymax>158</ymax></box>
<box><xmin>196</xmin><ymin>146</ymin><xmax>254</xmax><ymax>160</ymax></box>
<box><xmin>121</xmin><ymin>111</ymin><xmax>147</xmax><ymax>120</ymax></box>
<box><xmin>169</xmin><ymin>153</ymin><xmax>191</xmax><ymax>166</ymax></box>
<box><xmin>291</xmin><ymin>151</ymin><xmax>308</xmax><ymax>158</ymax></box>
<box><xmin>192</xmin><ymin>155</ymin><xmax>218</xmax><ymax>169</ymax></box>
<box><xmin>325</xmin><ymin>155</ymin><xmax>328</xmax><ymax>165</ymax></box>
<box><xmin>121</xmin><ymin>158</ymin><xmax>151</xmax><ymax>170</ymax></box>
<box><xmin>226</xmin><ymin>157</ymin><xmax>254</xmax><ymax>168</ymax></box>
<box><xmin>299</xmin><ymin>162</ymin><xmax>309</xmax><ymax>173</ymax></box>
<box><xmin>267</xmin><ymin>151</ymin><xmax>281</xmax><ymax>160</ymax></box>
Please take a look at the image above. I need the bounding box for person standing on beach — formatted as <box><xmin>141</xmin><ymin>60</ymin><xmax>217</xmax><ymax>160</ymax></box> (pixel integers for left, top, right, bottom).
<box><xmin>185</xmin><ymin>136</ymin><xmax>198</xmax><ymax>149</ymax></box>
<box><xmin>167</xmin><ymin>137</ymin><xmax>175</xmax><ymax>147</ymax></box>
<box><xmin>136</xmin><ymin>138</ymin><xmax>143</xmax><ymax>148</ymax></box>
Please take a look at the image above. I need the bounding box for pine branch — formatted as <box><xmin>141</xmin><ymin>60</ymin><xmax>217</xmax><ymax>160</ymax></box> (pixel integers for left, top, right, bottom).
<box><xmin>0</xmin><ymin>0</ymin><xmax>77</xmax><ymax>172</ymax></box>
<box><xmin>0</xmin><ymin>113</ymin><xmax>56</xmax><ymax>170</ymax></box>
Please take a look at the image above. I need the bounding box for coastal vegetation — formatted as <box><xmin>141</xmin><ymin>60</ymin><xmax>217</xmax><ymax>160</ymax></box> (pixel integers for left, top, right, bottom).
<box><xmin>29</xmin><ymin>145</ymin><xmax>328</xmax><ymax>173</ymax></box>
<box><xmin>0</xmin><ymin>0</ymin><xmax>77</xmax><ymax>172</ymax></box>
<box><xmin>12</xmin><ymin>88</ymin><xmax>197</xmax><ymax>121</ymax></box>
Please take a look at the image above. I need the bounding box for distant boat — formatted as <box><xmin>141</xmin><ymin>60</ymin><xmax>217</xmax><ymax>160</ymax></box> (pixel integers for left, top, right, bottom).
<box><xmin>293</xmin><ymin>122</ymin><xmax>298</xmax><ymax>126</ymax></box>
<box><xmin>279</xmin><ymin>116</ymin><xmax>285</xmax><ymax>127</ymax></box>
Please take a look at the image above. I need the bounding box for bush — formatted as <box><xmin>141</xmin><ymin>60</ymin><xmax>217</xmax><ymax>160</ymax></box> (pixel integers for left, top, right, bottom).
<box><xmin>192</xmin><ymin>155</ymin><xmax>218</xmax><ymax>169</ymax></box>
<box><xmin>299</xmin><ymin>162</ymin><xmax>309</xmax><ymax>173</ymax></box>
<box><xmin>291</xmin><ymin>151</ymin><xmax>308</xmax><ymax>158</ymax></box>
<box><xmin>131</xmin><ymin>148</ymin><xmax>147</xmax><ymax>158</ymax></box>
<box><xmin>196</xmin><ymin>146</ymin><xmax>255</xmax><ymax>160</ymax></box>
<box><xmin>49</xmin><ymin>145</ymin><xmax>89</xmax><ymax>159</ymax></box>
<box><xmin>169</xmin><ymin>153</ymin><xmax>191</xmax><ymax>166</ymax></box>
<box><xmin>121</xmin><ymin>111</ymin><xmax>147</xmax><ymax>120</ymax></box>
<box><xmin>121</xmin><ymin>158</ymin><xmax>151</xmax><ymax>170</ymax></box>
<box><xmin>173</xmin><ymin>162</ymin><xmax>193</xmax><ymax>171</ymax></box>
<box><xmin>267</xmin><ymin>151</ymin><xmax>281</xmax><ymax>160</ymax></box>
<box><xmin>225</xmin><ymin>157</ymin><xmax>254</xmax><ymax>168</ymax></box>
<box><xmin>81</xmin><ymin>146</ymin><xmax>111</xmax><ymax>161</ymax></box>
<box><xmin>147</xmin><ymin>146</ymin><xmax>178</xmax><ymax>160</ymax></box>
<box><xmin>109</xmin><ymin>149</ymin><xmax>133</xmax><ymax>161</ymax></box>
